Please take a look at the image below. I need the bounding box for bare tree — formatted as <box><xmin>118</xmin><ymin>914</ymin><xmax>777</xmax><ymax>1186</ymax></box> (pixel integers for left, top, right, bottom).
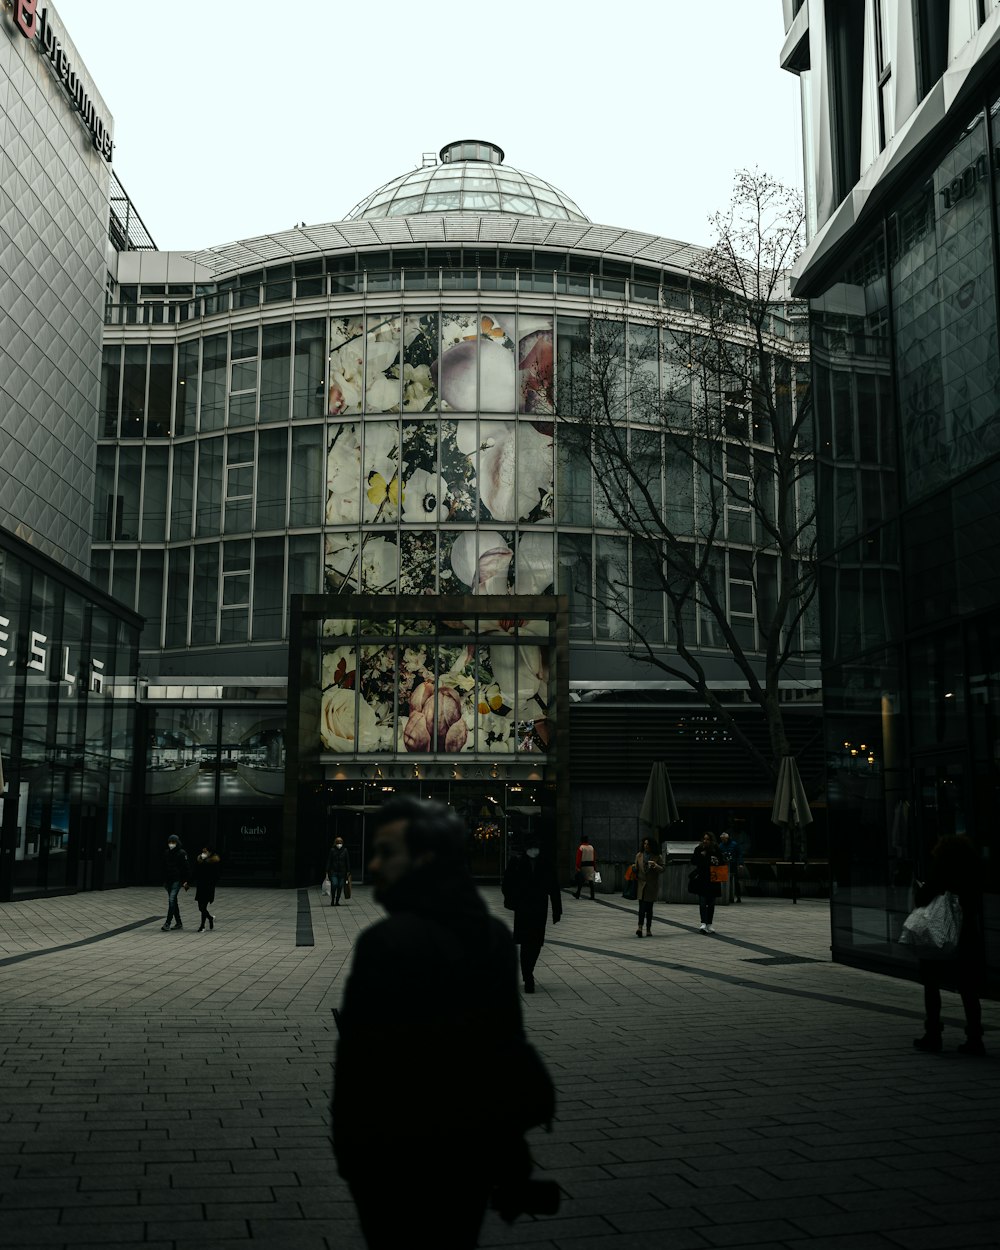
<box><xmin>557</xmin><ymin>170</ymin><xmax>814</xmax><ymax>779</ymax></box>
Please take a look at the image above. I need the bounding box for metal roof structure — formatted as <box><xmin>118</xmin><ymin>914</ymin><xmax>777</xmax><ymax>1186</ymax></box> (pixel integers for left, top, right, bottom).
<box><xmin>179</xmin><ymin>214</ymin><xmax>710</xmax><ymax>280</ymax></box>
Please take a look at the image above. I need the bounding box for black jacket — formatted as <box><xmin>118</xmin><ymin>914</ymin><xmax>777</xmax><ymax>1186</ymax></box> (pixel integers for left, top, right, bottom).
<box><xmin>332</xmin><ymin>863</ymin><xmax>528</xmax><ymax>1178</ymax></box>
<box><xmin>326</xmin><ymin>844</ymin><xmax>351</xmax><ymax>875</ymax></box>
<box><xmin>502</xmin><ymin>852</ymin><xmax>562</xmax><ymax>946</ymax></box>
<box><xmin>162</xmin><ymin>844</ymin><xmax>190</xmax><ymax>886</ymax></box>
<box><xmin>193</xmin><ymin>853</ymin><xmax>220</xmax><ymax>901</ymax></box>
<box><xmin>690</xmin><ymin>844</ymin><xmax>723</xmax><ymax>897</ymax></box>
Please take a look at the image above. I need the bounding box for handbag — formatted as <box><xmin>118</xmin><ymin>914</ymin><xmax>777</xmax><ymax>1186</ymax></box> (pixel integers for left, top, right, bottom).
<box><xmin>710</xmin><ymin>864</ymin><xmax>729</xmax><ymax>884</ymax></box>
<box><xmin>321</xmin><ymin>874</ymin><xmax>331</xmax><ymax>897</ymax></box>
<box><xmin>344</xmin><ymin>875</ymin><xmax>352</xmax><ymax>900</ymax></box>
<box><xmin>593</xmin><ymin>870</ymin><xmax>602</xmax><ymax>885</ymax></box>
<box><xmin>898</xmin><ymin>891</ymin><xmax>962</xmax><ymax>958</ymax></box>
<box><xmin>687</xmin><ymin>869</ymin><xmax>701</xmax><ymax>895</ymax></box>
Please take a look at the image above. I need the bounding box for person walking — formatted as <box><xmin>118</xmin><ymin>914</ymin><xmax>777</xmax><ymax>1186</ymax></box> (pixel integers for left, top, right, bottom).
<box><xmin>332</xmin><ymin>796</ymin><xmax>556</xmax><ymax>1247</ymax></box>
<box><xmin>326</xmin><ymin>836</ymin><xmax>351</xmax><ymax>906</ymax></box>
<box><xmin>572</xmin><ymin>835</ymin><xmax>598</xmax><ymax>900</ymax></box>
<box><xmin>719</xmin><ymin>829</ymin><xmax>743</xmax><ymax>903</ymax></box>
<box><xmin>690</xmin><ymin>832</ymin><xmax>724</xmax><ymax>934</ymax></box>
<box><xmin>161</xmin><ymin>835</ymin><xmax>190</xmax><ymax>931</ymax></box>
<box><xmin>194</xmin><ymin>846</ymin><xmax>221</xmax><ymax>931</ymax></box>
<box><xmin>634</xmin><ymin>836</ymin><xmax>664</xmax><ymax>937</ymax></box>
<box><xmin>502</xmin><ymin>830</ymin><xmax>562</xmax><ymax>993</ymax></box>
<box><xmin>912</xmin><ymin>833</ymin><xmax>986</xmax><ymax>1056</ymax></box>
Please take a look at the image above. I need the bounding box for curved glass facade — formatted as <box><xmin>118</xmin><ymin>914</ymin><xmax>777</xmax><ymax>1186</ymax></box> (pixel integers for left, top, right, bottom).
<box><xmin>96</xmin><ymin>288</ymin><xmax>811</xmax><ymax>661</ymax></box>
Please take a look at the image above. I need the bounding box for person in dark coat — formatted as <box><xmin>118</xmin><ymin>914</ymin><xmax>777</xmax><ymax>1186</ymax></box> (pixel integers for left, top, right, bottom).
<box><xmin>325</xmin><ymin>836</ymin><xmax>351</xmax><ymax>906</ymax></box>
<box><xmin>502</xmin><ymin>830</ymin><xmax>562</xmax><ymax>993</ymax></box>
<box><xmin>719</xmin><ymin>829</ymin><xmax>743</xmax><ymax>902</ymax></box>
<box><xmin>690</xmin><ymin>832</ymin><xmax>724</xmax><ymax>934</ymax></box>
<box><xmin>912</xmin><ymin>834</ymin><xmax>985</xmax><ymax>1056</ymax></box>
<box><xmin>193</xmin><ymin>847</ymin><xmax>221</xmax><ymax>931</ymax></box>
<box><xmin>161</xmin><ymin>835</ymin><xmax>190</xmax><ymax>931</ymax></box>
<box><xmin>332</xmin><ymin>796</ymin><xmax>554</xmax><ymax>1248</ymax></box>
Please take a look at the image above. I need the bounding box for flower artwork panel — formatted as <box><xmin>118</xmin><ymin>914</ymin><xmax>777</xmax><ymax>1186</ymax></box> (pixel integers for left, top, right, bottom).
<box><xmin>320</xmin><ymin>644</ymin><xmax>372</xmax><ymax>753</ymax></box>
<box><xmin>437</xmin><ymin>313</ymin><xmax>480</xmax><ymax>413</ymax></box>
<box><xmin>513</xmin><ymin>532</ymin><xmax>555</xmax><ymax>595</ymax></box>
<box><xmin>518</xmin><ymin>316</ymin><xmax>554</xmax><ymax>415</ymax></box>
<box><xmin>476</xmin><ymin>643</ymin><xmax>515</xmax><ymax>753</ymax></box>
<box><xmin>400</xmin><ymin>421</ymin><xmax>447</xmax><ymax>524</ymax></box>
<box><xmin>324</xmin><ymin>533</ymin><xmax>360</xmax><ymax>591</ymax></box>
<box><xmin>478</xmin><ymin>314</ymin><xmax>516</xmax><ymax>413</ymax></box>
<box><xmin>357</xmin><ymin>643</ymin><xmax>398</xmax><ymax>752</ymax></box>
<box><xmin>328</xmin><ymin>316</ymin><xmax>364</xmax><ymax>415</ymax></box>
<box><xmin>399</xmin><ymin>530</ymin><xmax>438</xmax><ymax>594</ymax></box>
<box><xmin>516</xmin><ymin>422</ymin><xmax>554</xmax><ymax>523</ymax></box>
<box><xmin>326</xmin><ymin>423</ymin><xmax>363</xmax><ymax>526</ymax></box>
<box><xmin>318</xmin><ymin>624</ymin><xmax>554</xmax><ymax>758</ymax></box>
<box><xmin>441</xmin><ymin>420</ymin><xmax>477</xmax><ymax>521</ymax></box>
<box><xmin>402</xmin><ymin>314</ymin><xmax>439</xmax><ymax>412</ymax></box>
<box><xmin>365</xmin><ymin>314</ymin><xmax>402</xmax><ymax>413</ymax></box>
<box><xmin>437</xmin><ymin>313</ymin><xmax>479</xmax><ymax>413</ymax></box>
<box><xmin>358</xmin><ymin>533</ymin><xmax>399</xmax><ymax>593</ymax></box>
<box><xmin>362</xmin><ymin>421</ymin><xmax>401</xmax><ymax>523</ymax></box>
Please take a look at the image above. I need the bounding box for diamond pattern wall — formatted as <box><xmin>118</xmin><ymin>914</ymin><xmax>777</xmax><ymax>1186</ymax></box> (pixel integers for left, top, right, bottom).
<box><xmin>0</xmin><ymin>24</ymin><xmax>110</xmax><ymax>578</ymax></box>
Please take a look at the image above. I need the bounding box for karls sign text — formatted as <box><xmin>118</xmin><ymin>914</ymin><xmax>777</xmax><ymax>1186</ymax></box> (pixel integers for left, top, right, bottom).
<box><xmin>12</xmin><ymin>2</ymin><xmax>114</xmax><ymax>162</ymax></box>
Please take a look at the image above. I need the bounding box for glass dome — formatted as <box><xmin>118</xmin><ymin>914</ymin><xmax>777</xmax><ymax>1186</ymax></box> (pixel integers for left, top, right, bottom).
<box><xmin>346</xmin><ymin>139</ymin><xmax>589</xmax><ymax>223</ymax></box>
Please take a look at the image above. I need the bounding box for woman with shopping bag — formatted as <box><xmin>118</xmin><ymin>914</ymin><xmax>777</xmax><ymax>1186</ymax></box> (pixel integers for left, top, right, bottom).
<box><xmin>633</xmin><ymin>837</ymin><xmax>664</xmax><ymax>937</ymax></box>
<box><xmin>689</xmin><ymin>832</ymin><xmax>725</xmax><ymax>935</ymax></box>
<box><xmin>906</xmin><ymin>834</ymin><xmax>985</xmax><ymax>1055</ymax></box>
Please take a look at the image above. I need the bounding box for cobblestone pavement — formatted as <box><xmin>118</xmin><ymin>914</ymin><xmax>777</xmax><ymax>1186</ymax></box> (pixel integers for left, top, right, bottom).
<box><xmin>0</xmin><ymin>885</ymin><xmax>997</xmax><ymax>1249</ymax></box>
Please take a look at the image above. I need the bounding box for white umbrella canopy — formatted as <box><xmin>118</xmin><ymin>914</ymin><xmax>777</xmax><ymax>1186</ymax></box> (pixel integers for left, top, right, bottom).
<box><xmin>639</xmin><ymin>761</ymin><xmax>680</xmax><ymax>839</ymax></box>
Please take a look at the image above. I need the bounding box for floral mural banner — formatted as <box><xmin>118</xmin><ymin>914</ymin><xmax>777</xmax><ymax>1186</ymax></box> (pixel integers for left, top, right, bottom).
<box><xmin>319</xmin><ymin>621</ymin><xmax>554</xmax><ymax>758</ymax></box>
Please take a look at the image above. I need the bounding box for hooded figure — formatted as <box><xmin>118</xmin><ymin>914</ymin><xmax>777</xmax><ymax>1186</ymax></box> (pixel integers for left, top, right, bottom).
<box><xmin>332</xmin><ymin>797</ymin><xmax>555</xmax><ymax>1247</ymax></box>
<box><xmin>502</xmin><ymin>829</ymin><xmax>561</xmax><ymax>993</ymax></box>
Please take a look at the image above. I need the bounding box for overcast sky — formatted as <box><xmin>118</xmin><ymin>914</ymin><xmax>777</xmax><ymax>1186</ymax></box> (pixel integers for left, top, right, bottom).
<box><xmin>54</xmin><ymin>0</ymin><xmax>802</xmax><ymax>253</ymax></box>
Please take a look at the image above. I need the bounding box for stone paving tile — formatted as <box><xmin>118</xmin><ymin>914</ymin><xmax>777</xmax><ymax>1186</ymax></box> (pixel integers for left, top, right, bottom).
<box><xmin>0</xmin><ymin>886</ymin><xmax>997</xmax><ymax>1249</ymax></box>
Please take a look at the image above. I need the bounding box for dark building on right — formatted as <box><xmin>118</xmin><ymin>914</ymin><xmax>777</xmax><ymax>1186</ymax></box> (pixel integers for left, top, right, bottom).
<box><xmin>781</xmin><ymin>1</ymin><xmax>1000</xmax><ymax>984</ymax></box>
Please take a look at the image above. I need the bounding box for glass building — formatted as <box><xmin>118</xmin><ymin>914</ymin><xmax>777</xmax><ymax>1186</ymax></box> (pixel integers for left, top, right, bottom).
<box><xmin>0</xmin><ymin>5</ymin><xmax>142</xmax><ymax>901</ymax></box>
<box><xmin>96</xmin><ymin>137</ymin><xmax>818</xmax><ymax>883</ymax></box>
<box><xmin>781</xmin><ymin>1</ymin><xmax>1000</xmax><ymax>985</ymax></box>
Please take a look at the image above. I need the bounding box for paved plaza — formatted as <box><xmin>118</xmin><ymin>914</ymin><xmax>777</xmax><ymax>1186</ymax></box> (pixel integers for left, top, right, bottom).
<box><xmin>0</xmin><ymin>883</ymin><xmax>997</xmax><ymax>1249</ymax></box>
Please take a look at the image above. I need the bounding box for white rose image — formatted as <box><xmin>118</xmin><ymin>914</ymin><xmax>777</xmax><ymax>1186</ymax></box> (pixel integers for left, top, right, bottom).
<box><xmin>321</xmin><ymin>687</ymin><xmax>378</xmax><ymax>753</ymax></box>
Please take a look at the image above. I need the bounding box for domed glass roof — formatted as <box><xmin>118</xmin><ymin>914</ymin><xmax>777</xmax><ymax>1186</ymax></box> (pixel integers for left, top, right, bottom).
<box><xmin>346</xmin><ymin>139</ymin><xmax>589</xmax><ymax>224</ymax></box>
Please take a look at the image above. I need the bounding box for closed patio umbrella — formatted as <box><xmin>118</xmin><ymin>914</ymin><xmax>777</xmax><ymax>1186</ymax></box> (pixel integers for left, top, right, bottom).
<box><xmin>771</xmin><ymin>755</ymin><xmax>813</xmax><ymax>904</ymax></box>
<box><xmin>639</xmin><ymin>761</ymin><xmax>680</xmax><ymax>840</ymax></box>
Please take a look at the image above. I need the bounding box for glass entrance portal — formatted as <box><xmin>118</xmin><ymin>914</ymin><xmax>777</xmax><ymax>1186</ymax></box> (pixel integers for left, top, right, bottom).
<box><xmin>303</xmin><ymin>778</ymin><xmax>554</xmax><ymax>886</ymax></box>
<box><xmin>285</xmin><ymin>592</ymin><xmax>569</xmax><ymax>886</ymax></box>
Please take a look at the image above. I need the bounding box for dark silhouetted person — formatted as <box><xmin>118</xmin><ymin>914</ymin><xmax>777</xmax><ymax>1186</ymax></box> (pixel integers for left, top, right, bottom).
<box><xmin>719</xmin><ymin>829</ymin><xmax>743</xmax><ymax>902</ymax></box>
<box><xmin>691</xmin><ymin>832</ymin><xmax>724</xmax><ymax>934</ymax></box>
<box><xmin>572</xmin><ymin>834</ymin><xmax>598</xmax><ymax>900</ymax></box>
<box><xmin>194</xmin><ymin>847</ymin><xmax>220</xmax><ymax>931</ymax></box>
<box><xmin>161</xmin><ymin>835</ymin><xmax>189</xmax><ymax>931</ymax></box>
<box><xmin>326</xmin><ymin>836</ymin><xmax>351</xmax><ymax>906</ymax></box>
<box><xmin>634</xmin><ymin>836</ymin><xmax>664</xmax><ymax>937</ymax></box>
<box><xmin>332</xmin><ymin>796</ymin><xmax>555</xmax><ymax>1248</ymax></box>
<box><xmin>913</xmin><ymin>834</ymin><xmax>985</xmax><ymax>1056</ymax></box>
<box><xmin>502</xmin><ymin>829</ymin><xmax>561</xmax><ymax>993</ymax></box>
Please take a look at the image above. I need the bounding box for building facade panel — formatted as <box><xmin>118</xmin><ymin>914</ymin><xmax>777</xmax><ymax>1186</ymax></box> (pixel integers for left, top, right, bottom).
<box><xmin>785</xmin><ymin>0</ymin><xmax>1000</xmax><ymax>986</ymax></box>
<box><xmin>0</xmin><ymin>4</ymin><xmax>113</xmax><ymax>577</ymax></box>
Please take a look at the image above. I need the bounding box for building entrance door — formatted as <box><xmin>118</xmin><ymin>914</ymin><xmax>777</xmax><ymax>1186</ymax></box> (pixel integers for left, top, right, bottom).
<box><xmin>305</xmin><ymin>780</ymin><xmax>554</xmax><ymax>886</ymax></box>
